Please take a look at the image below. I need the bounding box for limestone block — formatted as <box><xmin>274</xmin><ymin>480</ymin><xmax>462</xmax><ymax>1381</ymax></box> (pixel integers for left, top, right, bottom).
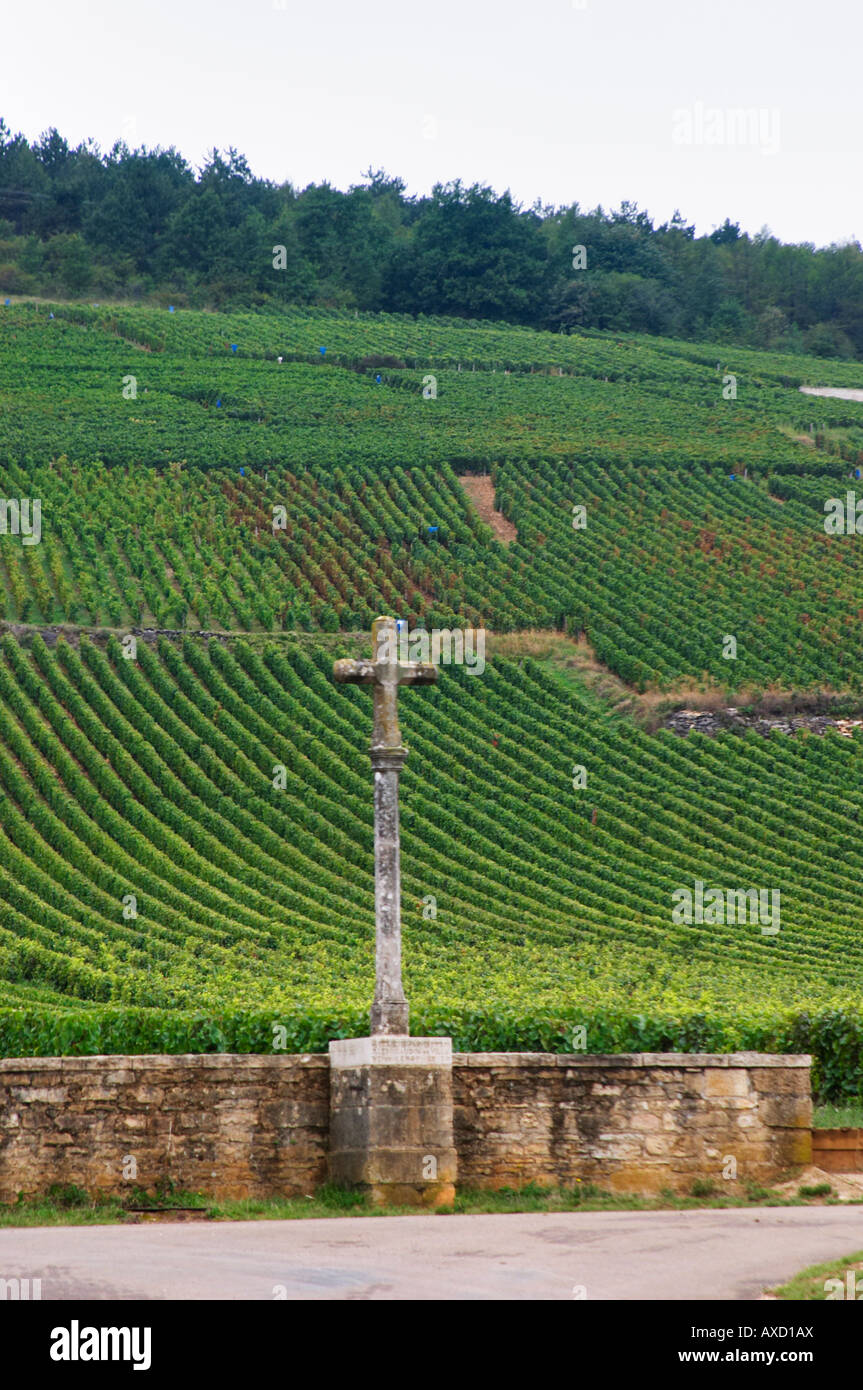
<box><xmin>703</xmin><ymin>1069</ymin><xmax>751</xmax><ymax>1098</ymax></box>
<box><xmin>9</xmin><ymin>1086</ymin><xmax>68</xmax><ymax>1104</ymax></box>
<box><xmin>645</xmin><ymin>1136</ymin><xmax>672</xmax><ymax>1157</ymax></box>
<box><xmin>629</xmin><ymin>1110</ymin><xmax>662</xmax><ymax>1131</ymax></box>
<box><xmin>758</xmin><ymin>1095</ymin><xmax>813</xmax><ymax>1129</ymax></box>
<box><xmin>749</xmin><ymin>1067</ymin><xmax>811</xmax><ymax>1096</ymax></box>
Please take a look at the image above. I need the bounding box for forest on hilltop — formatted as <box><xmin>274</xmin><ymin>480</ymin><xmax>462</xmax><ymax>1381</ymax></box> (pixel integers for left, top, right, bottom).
<box><xmin>1</xmin><ymin>119</ymin><xmax>862</xmax><ymax>358</ymax></box>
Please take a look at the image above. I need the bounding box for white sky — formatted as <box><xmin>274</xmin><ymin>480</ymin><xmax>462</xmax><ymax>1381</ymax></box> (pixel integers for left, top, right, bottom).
<box><xmin>5</xmin><ymin>0</ymin><xmax>861</xmax><ymax>246</ymax></box>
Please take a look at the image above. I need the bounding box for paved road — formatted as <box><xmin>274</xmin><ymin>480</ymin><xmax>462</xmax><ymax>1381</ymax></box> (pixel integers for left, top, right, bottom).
<box><xmin>3</xmin><ymin>1207</ymin><xmax>862</xmax><ymax>1300</ymax></box>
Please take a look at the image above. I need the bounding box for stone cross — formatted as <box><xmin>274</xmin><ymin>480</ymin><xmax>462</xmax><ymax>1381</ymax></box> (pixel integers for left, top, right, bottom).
<box><xmin>333</xmin><ymin>616</ymin><xmax>437</xmax><ymax>1035</ymax></box>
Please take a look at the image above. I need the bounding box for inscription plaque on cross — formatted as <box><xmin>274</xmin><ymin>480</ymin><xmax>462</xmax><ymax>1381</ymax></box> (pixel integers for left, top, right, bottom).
<box><xmin>333</xmin><ymin>615</ymin><xmax>437</xmax><ymax>1035</ymax></box>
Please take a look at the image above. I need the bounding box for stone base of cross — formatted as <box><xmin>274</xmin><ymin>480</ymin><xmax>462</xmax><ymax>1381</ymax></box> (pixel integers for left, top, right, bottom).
<box><xmin>333</xmin><ymin>616</ymin><xmax>437</xmax><ymax>1035</ymax></box>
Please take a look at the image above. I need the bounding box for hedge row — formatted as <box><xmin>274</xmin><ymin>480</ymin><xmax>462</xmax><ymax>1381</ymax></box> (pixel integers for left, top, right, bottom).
<box><xmin>0</xmin><ymin>1005</ymin><xmax>859</xmax><ymax>1102</ymax></box>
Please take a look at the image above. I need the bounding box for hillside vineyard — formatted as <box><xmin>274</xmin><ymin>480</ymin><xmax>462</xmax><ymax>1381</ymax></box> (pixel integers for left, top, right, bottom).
<box><xmin>0</xmin><ymin>302</ymin><xmax>861</xmax><ymax>1097</ymax></box>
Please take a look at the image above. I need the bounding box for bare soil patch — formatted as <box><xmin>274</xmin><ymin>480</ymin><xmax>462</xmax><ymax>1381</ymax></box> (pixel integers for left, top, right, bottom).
<box><xmin>460</xmin><ymin>475</ymin><xmax>517</xmax><ymax>544</ymax></box>
<box><xmin>774</xmin><ymin>1165</ymin><xmax>863</xmax><ymax>1202</ymax></box>
<box><xmin>800</xmin><ymin>385</ymin><xmax>863</xmax><ymax>402</ymax></box>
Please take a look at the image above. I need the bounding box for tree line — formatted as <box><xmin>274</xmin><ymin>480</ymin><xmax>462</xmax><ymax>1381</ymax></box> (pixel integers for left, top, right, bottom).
<box><xmin>1</xmin><ymin>119</ymin><xmax>862</xmax><ymax>358</ymax></box>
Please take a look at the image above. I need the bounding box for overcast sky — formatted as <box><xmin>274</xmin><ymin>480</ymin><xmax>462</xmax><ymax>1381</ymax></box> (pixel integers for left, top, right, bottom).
<box><xmin>5</xmin><ymin>0</ymin><xmax>861</xmax><ymax>245</ymax></box>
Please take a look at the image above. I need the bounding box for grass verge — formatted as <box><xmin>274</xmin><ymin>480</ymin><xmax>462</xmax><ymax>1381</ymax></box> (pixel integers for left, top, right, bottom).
<box><xmin>813</xmin><ymin>1103</ymin><xmax>863</xmax><ymax>1128</ymax></box>
<box><xmin>1</xmin><ymin>1178</ymin><xmax>860</xmax><ymax>1227</ymax></box>
<box><xmin>771</xmin><ymin>1252</ymin><xmax>863</xmax><ymax>1300</ymax></box>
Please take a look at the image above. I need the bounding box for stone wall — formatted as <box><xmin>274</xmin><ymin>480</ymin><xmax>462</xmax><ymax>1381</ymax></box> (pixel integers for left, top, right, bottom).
<box><xmin>0</xmin><ymin>1050</ymin><xmax>811</xmax><ymax>1201</ymax></box>
<box><xmin>453</xmin><ymin>1053</ymin><xmax>812</xmax><ymax>1193</ymax></box>
<box><xmin>0</xmin><ymin>1054</ymin><xmax>329</xmax><ymax>1203</ymax></box>
<box><xmin>663</xmin><ymin>708</ymin><xmax>862</xmax><ymax>739</ymax></box>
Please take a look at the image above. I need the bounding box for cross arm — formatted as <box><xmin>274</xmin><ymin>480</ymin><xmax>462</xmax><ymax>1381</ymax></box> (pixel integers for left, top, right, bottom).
<box><xmin>332</xmin><ymin>658</ymin><xmax>438</xmax><ymax>685</ymax></box>
<box><xmin>333</xmin><ymin>658</ymin><xmax>377</xmax><ymax>684</ymax></box>
<box><xmin>396</xmin><ymin>662</ymin><xmax>437</xmax><ymax>685</ymax></box>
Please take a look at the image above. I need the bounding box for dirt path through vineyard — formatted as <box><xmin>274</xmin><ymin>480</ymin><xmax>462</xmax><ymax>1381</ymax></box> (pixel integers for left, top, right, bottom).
<box><xmin>459</xmin><ymin>474</ymin><xmax>517</xmax><ymax>543</ymax></box>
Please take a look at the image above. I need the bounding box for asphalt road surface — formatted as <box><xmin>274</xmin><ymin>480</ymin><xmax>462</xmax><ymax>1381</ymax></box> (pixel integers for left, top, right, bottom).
<box><xmin>3</xmin><ymin>1206</ymin><xmax>863</xmax><ymax>1300</ymax></box>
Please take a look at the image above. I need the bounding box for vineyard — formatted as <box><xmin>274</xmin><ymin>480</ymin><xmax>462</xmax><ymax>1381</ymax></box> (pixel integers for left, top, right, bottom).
<box><xmin>0</xmin><ymin>301</ymin><xmax>861</xmax><ymax>1089</ymax></box>
<box><xmin>0</xmin><ymin>632</ymin><xmax>861</xmax><ymax>1095</ymax></box>
<box><xmin>1</xmin><ymin>302</ymin><xmax>863</xmax><ymax>686</ymax></box>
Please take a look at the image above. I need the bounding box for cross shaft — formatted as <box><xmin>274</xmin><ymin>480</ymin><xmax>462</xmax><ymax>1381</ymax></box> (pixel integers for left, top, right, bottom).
<box><xmin>333</xmin><ymin>616</ymin><xmax>437</xmax><ymax>1034</ymax></box>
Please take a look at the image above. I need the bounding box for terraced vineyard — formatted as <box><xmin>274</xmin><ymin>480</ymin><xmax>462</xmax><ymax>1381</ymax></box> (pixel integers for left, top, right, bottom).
<box><xmin>0</xmin><ymin>301</ymin><xmax>861</xmax><ymax>1090</ymax></box>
